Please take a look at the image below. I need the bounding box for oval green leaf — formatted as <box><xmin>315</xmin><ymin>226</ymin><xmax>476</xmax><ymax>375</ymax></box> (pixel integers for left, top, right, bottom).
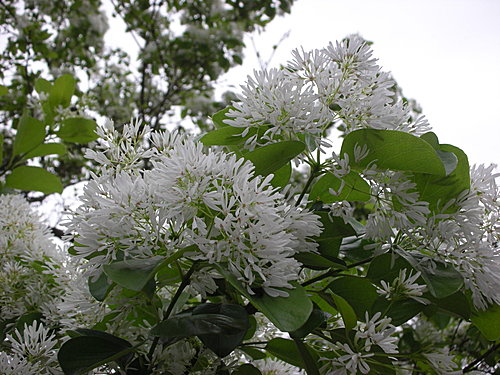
<box><xmin>6</xmin><ymin>166</ymin><xmax>63</xmax><ymax>194</ymax></box>
<box><xmin>340</xmin><ymin>129</ymin><xmax>446</xmax><ymax>175</ymax></box>
<box><xmin>214</xmin><ymin>265</ymin><xmax>313</xmax><ymax>332</ymax></box>
<box><xmin>13</xmin><ymin>116</ymin><xmax>45</xmax><ymax>156</ymax></box>
<box><xmin>245</xmin><ymin>141</ymin><xmax>305</xmax><ymax>177</ymax></box>
<box><xmin>57</xmin><ymin>117</ymin><xmax>98</xmax><ymax>144</ymax></box>
<box><xmin>23</xmin><ymin>143</ymin><xmax>67</xmax><ymax>159</ymax></box>
<box><xmin>309</xmin><ymin>171</ymin><xmax>371</xmax><ymax>203</ymax></box>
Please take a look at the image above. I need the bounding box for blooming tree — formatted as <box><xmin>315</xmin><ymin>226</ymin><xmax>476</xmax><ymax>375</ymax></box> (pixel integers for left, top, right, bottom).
<box><xmin>1</xmin><ymin>35</ymin><xmax>499</xmax><ymax>375</ymax></box>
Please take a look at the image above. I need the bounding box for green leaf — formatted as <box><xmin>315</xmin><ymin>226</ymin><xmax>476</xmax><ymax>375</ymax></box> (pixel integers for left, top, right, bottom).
<box><xmin>200</xmin><ymin>126</ymin><xmax>247</xmax><ymax>145</ymax></box>
<box><xmin>6</xmin><ymin>166</ymin><xmax>63</xmax><ymax>194</ymax></box>
<box><xmin>412</xmin><ymin>145</ymin><xmax>470</xmax><ymax>213</ymax></box>
<box><xmin>309</xmin><ymin>171</ymin><xmax>371</xmax><ymax>203</ymax></box>
<box><xmin>13</xmin><ymin>116</ymin><xmax>45</xmax><ymax>156</ymax></box>
<box><xmin>471</xmin><ymin>304</ymin><xmax>500</xmax><ymax>341</ymax></box>
<box><xmin>294</xmin><ymin>252</ymin><xmax>345</xmax><ymax>270</ymax></box>
<box><xmin>34</xmin><ymin>78</ymin><xmax>51</xmax><ymax>94</ymax></box>
<box><xmin>57</xmin><ymin>117</ymin><xmax>98</xmax><ymax>143</ymax></box>
<box><xmin>289</xmin><ymin>306</ymin><xmax>326</xmax><ymax>338</ymax></box>
<box><xmin>340</xmin><ymin>129</ymin><xmax>446</xmax><ymax>175</ymax></box>
<box><xmin>233</xmin><ymin>364</ymin><xmax>262</xmax><ymax>375</ymax></box>
<box><xmin>367</xmin><ymin>253</ymin><xmax>413</xmax><ymax>283</ymax></box>
<box><xmin>151</xmin><ymin>304</ymin><xmax>248</xmax><ymax>347</ymax></box>
<box><xmin>329</xmin><ymin>276</ymin><xmax>379</xmax><ymax>317</ymax></box>
<box><xmin>420</xmin><ymin>132</ymin><xmax>458</xmax><ymax>176</ymax></box>
<box><xmin>404</xmin><ymin>255</ymin><xmax>464</xmax><ymax>299</ymax></box>
<box><xmin>420</xmin><ymin>132</ymin><xmax>440</xmax><ymax>149</ymax></box>
<box><xmin>270</xmin><ymin>162</ymin><xmax>291</xmax><ymax>188</ymax></box>
<box><xmin>15</xmin><ymin>312</ymin><xmax>43</xmax><ymax>332</ymax></box>
<box><xmin>58</xmin><ymin>330</ymin><xmax>134</xmax><ymax>375</ymax></box>
<box><xmin>331</xmin><ymin>293</ymin><xmax>357</xmax><ymax>331</ymax></box>
<box><xmin>239</xmin><ymin>347</ymin><xmax>266</xmax><ymax>360</ymax></box>
<box><xmin>88</xmin><ymin>272</ymin><xmax>113</xmax><ymax>302</ymax></box>
<box><xmin>193</xmin><ymin>304</ymin><xmax>249</xmax><ymax>357</ymax></box>
<box><xmin>244</xmin><ymin>141</ymin><xmax>305</xmax><ymax>177</ymax></box>
<box><xmin>371</xmin><ymin>297</ymin><xmax>424</xmax><ymax>325</ymax></box>
<box><xmin>433</xmin><ymin>292</ymin><xmax>471</xmax><ymax>319</ymax></box>
<box><xmin>23</xmin><ymin>143</ymin><xmax>67</xmax><ymax>159</ymax></box>
<box><xmin>265</xmin><ymin>338</ymin><xmax>319</xmax><ymax>369</ymax></box>
<box><xmin>0</xmin><ymin>84</ymin><xmax>8</xmax><ymax>96</ymax></box>
<box><xmin>211</xmin><ymin>106</ymin><xmax>235</xmax><ymax>128</ymax></box>
<box><xmin>243</xmin><ymin>315</ymin><xmax>257</xmax><ymax>340</ymax></box>
<box><xmin>314</xmin><ymin>212</ymin><xmax>356</xmax><ymax>258</ymax></box>
<box><xmin>436</xmin><ymin>149</ymin><xmax>458</xmax><ymax>176</ymax></box>
<box><xmin>215</xmin><ymin>265</ymin><xmax>313</xmax><ymax>332</ymax></box>
<box><xmin>0</xmin><ymin>134</ymin><xmax>3</xmax><ymax>166</ymax></box>
<box><xmin>49</xmin><ymin>74</ymin><xmax>75</xmax><ymax>109</ymax></box>
<box><xmin>103</xmin><ymin>257</ymin><xmax>163</xmax><ymax>292</ymax></box>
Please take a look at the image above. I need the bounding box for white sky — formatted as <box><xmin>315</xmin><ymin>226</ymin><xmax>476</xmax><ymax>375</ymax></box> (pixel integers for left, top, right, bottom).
<box><xmin>218</xmin><ymin>0</ymin><xmax>500</xmax><ymax>166</ymax></box>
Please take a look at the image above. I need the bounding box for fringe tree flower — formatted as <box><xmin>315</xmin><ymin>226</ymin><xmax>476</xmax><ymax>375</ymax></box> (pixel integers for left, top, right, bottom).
<box><xmin>70</xmin><ymin>123</ymin><xmax>322</xmax><ymax>297</ymax></box>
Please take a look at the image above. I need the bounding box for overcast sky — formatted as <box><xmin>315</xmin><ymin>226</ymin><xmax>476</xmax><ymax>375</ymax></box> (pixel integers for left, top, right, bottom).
<box><xmin>217</xmin><ymin>0</ymin><xmax>500</xmax><ymax>165</ymax></box>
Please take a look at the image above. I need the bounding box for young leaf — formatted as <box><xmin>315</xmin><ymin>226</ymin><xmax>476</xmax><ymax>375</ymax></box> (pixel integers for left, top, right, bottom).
<box><xmin>57</xmin><ymin>117</ymin><xmax>98</xmax><ymax>144</ymax></box>
<box><xmin>309</xmin><ymin>171</ymin><xmax>371</xmax><ymax>203</ymax></box>
<box><xmin>49</xmin><ymin>74</ymin><xmax>76</xmax><ymax>109</ymax></box>
<box><xmin>244</xmin><ymin>141</ymin><xmax>305</xmax><ymax>177</ymax></box>
<box><xmin>0</xmin><ymin>84</ymin><xmax>8</xmax><ymax>96</ymax></box>
<box><xmin>340</xmin><ymin>129</ymin><xmax>446</xmax><ymax>175</ymax></box>
<box><xmin>6</xmin><ymin>166</ymin><xmax>63</xmax><ymax>194</ymax></box>
<box><xmin>13</xmin><ymin>116</ymin><xmax>45</xmax><ymax>156</ymax></box>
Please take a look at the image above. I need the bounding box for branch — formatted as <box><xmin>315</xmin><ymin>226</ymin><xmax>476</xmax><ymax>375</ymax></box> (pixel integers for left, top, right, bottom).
<box><xmin>463</xmin><ymin>342</ymin><xmax>500</xmax><ymax>373</ymax></box>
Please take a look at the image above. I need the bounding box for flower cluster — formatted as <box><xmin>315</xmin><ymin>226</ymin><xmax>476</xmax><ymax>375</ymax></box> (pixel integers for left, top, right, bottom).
<box><xmin>70</xmin><ymin>121</ymin><xmax>322</xmax><ymax>297</ymax></box>
<box><xmin>320</xmin><ymin>313</ymin><xmax>398</xmax><ymax>375</ymax></box>
<box><xmin>225</xmin><ymin>35</ymin><xmax>430</xmax><ymax>152</ymax></box>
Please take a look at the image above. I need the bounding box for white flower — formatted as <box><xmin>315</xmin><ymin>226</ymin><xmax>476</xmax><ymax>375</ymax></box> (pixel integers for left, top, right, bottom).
<box><xmin>71</xmin><ymin>129</ymin><xmax>322</xmax><ymax>297</ymax></box>
<box><xmin>321</xmin><ymin>343</ymin><xmax>373</xmax><ymax>375</ymax></box>
<box><xmin>225</xmin><ymin>68</ymin><xmax>329</xmax><ymax>150</ymax></box>
<box><xmin>377</xmin><ymin>268</ymin><xmax>429</xmax><ymax>305</ymax></box>
<box><xmin>0</xmin><ymin>195</ymin><xmax>67</xmax><ymax>320</ymax></box>
<box><xmin>0</xmin><ymin>352</ymin><xmax>37</xmax><ymax>375</ymax></box>
<box><xmin>6</xmin><ymin>322</ymin><xmax>60</xmax><ymax>374</ymax></box>
<box><xmin>355</xmin><ymin>312</ymin><xmax>398</xmax><ymax>354</ymax></box>
<box><xmin>255</xmin><ymin>358</ymin><xmax>303</xmax><ymax>375</ymax></box>
<box><xmin>423</xmin><ymin>347</ymin><xmax>462</xmax><ymax>375</ymax></box>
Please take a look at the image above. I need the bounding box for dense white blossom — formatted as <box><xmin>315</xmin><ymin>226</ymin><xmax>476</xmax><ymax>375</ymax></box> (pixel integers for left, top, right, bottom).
<box><xmin>70</xmin><ymin>123</ymin><xmax>322</xmax><ymax>296</ymax></box>
<box><xmin>225</xmin><ymin>35</ymin><xmax>430</xmax><ymax>153</ymax></box>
